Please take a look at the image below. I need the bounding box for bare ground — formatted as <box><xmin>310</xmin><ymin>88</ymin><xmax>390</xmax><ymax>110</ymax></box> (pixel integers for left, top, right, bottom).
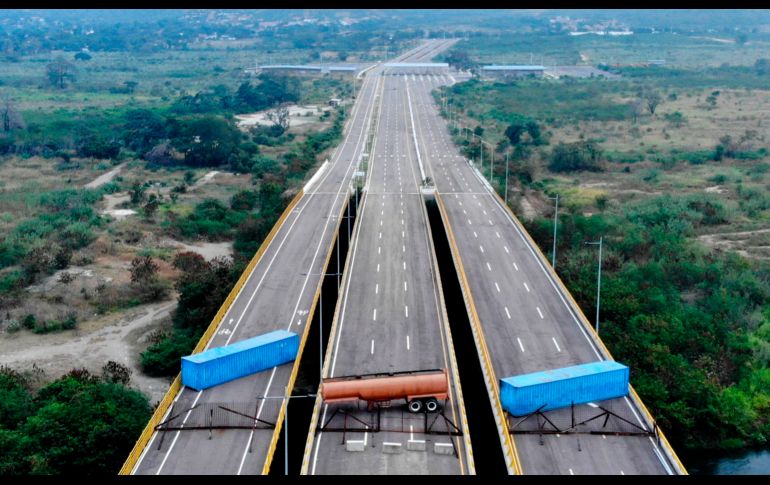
<box><xmin>0</xmin><ymin>299</ymin><xmax>176</xmax><ymax>403</ymax></box>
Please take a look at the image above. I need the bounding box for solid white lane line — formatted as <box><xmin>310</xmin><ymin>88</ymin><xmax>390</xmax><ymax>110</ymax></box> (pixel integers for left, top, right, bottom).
<box><xmin>505</xmin><ymin>307</ymin><xmax>511</xmax><ymax>319</ymax></box>
<box><xmin>523</xmin><ymin>282</ymin><xmax>530</xmax><ymax>292</ymax></box>
<box><xmin>552</xmin><ymin>337</ymin><xmax>561</xmax><ymax>352</ymax></box>
<box><xmin>495</xmin><ymin>282</ymin><xmax>501</xmax><ymax>293</ymax></box>
<box><xmin>236</xmin><ymin>366</ymin><xmax>277</xmax><ymax>474</ymax></box>
<box><xmin>517</xmin><ymin>338</ymin><xmax>525</xmax><ymax>352</ymax></box>
<box><xmin>537</xmin><ymin>307</ymin><xmax>544</xmax><ymax>319</ymax></box>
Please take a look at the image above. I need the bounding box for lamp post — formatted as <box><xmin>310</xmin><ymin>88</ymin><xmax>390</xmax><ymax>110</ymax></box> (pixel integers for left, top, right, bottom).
<box><xmin>300</xmin><ymin>270</ymin><xmax>342</xmax><ymax>380</ymax></box>
<box><xmin>585</xmin><ymin>237</ymin><xmax>603</xmax><ymax>334</ymax></box>
<box><xmin>504</xmin><ymin>152</ymin><xmax>510</xmax><ymax>206</ymax></box>
<box><xmin>255</xmin><ymin>391</ymin><xmax>316</xmax><ymax>475</ymax></box>
<box><xmin>548</xmin><ymin>194</ymin><xmax>559</xmax><ymax>270</ymax></box>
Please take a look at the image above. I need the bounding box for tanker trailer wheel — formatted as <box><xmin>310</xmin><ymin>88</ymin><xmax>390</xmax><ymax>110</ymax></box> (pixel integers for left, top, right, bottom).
<box><xmin>425</xmin><ymin>398</ymin><xmax>439</xmax><ymax>413</ymax></box>
<box><xmin>408</xmin><ymin>399</ymin><xmax>423</xmax><ymax>413</ymax></box>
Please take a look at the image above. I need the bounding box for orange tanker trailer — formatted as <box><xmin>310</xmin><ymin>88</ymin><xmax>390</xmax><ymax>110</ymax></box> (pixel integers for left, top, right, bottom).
<box><xmin>320</xmin><ymin>368</ymin><xmax>449</xmax><ymax>413</ymax></box>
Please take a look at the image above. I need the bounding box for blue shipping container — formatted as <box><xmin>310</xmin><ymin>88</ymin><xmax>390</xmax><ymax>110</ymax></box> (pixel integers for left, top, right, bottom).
<box><xmin>499</xmin><ymin>361</ymin><xmax>629</xmax><ymax>416</ymax></box>
<box><xmin>181</xmin><ymin>330</ymin><xmax>299</xmax><ymax>391</ymax></box>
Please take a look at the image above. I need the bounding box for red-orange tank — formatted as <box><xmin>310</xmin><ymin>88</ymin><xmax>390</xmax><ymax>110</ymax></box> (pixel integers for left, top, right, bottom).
<box><xmin>321</xmin><ymin>368</ymin><xmax>449</xmax><ymax>404</ymax></box>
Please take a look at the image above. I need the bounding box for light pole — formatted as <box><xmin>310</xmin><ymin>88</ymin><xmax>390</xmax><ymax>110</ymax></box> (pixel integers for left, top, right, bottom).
<box><xmin>548</xmin><ymin>194</ymin><xmax>559</xmax><ymax>270</ymax></box>
<box><xmin>255</xmin><ymin>391</ymin><xmax>316</xmax><ymax>475</ymax></box>
<box><xmin>504</xmin><ymin>152</ymin><xmax>510</xmax><ymax>205</ymax></box>
<box><xmin>585</xmin><ymin>237</ymin><xmax>603</xmax><ymax>334</ymax></box>
<box><xmin>300</xmin><ymin>270</ymin><xmax>342</xmax><ymax>380</ymax></box>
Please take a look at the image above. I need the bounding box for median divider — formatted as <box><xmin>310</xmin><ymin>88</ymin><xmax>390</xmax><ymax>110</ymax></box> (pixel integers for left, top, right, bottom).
<box><xmin>262</xmin><ymin>193</ymin><xmax>349</xmax><ymax>474</ymax></box>
<box><xmin>487</xmin><ymin>188</ymin><xmax>687</xmax><ymax>475</ymax></box>
<box><xmin>435</xmin><ymin>192</ymin><xmax>522</xmax><ymax>475</ymax></box>
<box><xmin>119</xmin><ymin>189</ymin><xmax>304</xmax><ymax>475</ymax></box>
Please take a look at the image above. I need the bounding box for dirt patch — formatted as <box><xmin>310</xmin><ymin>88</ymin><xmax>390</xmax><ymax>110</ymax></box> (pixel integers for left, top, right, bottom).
<box><xmin>698</xmin><ymin>228</ymin><xmax>770</xmax><ymax>260</ymax></box>
<box><xmin>235</xmin><ymin>104</ymin><xmax>331</xmax><ymax>129</ymax></box>
<box><xmin>84</xmin><ymin>163</ymin><xmax>125</xmax><ymax>188</ymax></box>
<box><xmin>0</xmin><ymin>300</ymin><xmax>176</xmax><ymax>403</ymax></box>
<box><xmin>158</xmin><ymin>237</ymin><xmax>233</xmax><ymax>261</ymax></box>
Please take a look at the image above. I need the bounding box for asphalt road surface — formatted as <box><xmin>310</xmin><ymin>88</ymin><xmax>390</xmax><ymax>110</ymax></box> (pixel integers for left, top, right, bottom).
<box><xmin>302</xmin><ymin>48</ymin><xmax>472</xmax><ymax>475</ymax></box>
<box><xmin>404</xmin><ymin>72</ymin><xmax>683</xmax><ymax>475</ymax></box>
<box><xmin>131</xmin><ymin>40</ymin><xmax>450</xmax><ymax>476</ymax></box>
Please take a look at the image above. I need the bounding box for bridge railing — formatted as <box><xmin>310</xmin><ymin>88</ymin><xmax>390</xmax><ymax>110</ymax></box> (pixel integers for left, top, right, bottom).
<box><xmin>119</xmin><ymin>188</ymin><xmax>304</xmax><ymax>475</ymax></box>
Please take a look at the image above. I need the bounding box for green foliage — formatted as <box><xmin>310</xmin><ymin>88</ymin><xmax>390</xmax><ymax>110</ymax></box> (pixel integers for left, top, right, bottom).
<box><xmin>524</xmin><ymin>192</ymin><xmax>770</xmax><ymax>451</ymax></box>
<box><xmin>140</xmin><ymin>328</ymin><xmax>200</xmax><ymax>377</ymax></box>
<box><xmin>0</xmin><ymin>366</ymin><xmax>151</xmax><ymax>474</ymax></box>
<box><xmin>141</xmin><ymin>256</ymin><xmax>242</xmax><ymax>376</ymax></box>
<box><xmin>170</xmin><ymin>198</ymin><xmax>247</xmax><ymax>241</ymax></box>
<box><xmin>548</xmin><ymin>140</ymin><xmax>604</xmax><ymax>172</ymax></box>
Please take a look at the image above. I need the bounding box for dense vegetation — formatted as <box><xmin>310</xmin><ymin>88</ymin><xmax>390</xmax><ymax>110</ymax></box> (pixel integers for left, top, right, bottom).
<box><xmin>0</xmin><ymin>364</ymin><xmax>151</xmax><ymax>474</ymax></box>
<box><xmin>525</xmin><ymin>198</ymin><xmax>770</xmax><ymax>450</ymax></box>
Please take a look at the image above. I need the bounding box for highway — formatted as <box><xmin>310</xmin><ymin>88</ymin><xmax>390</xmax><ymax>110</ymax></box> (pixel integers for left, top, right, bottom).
<box><xmin>301</xmin><ymin>51</ymin><xmax>473</xmax><ymax>474</ymax></box>
<box><xmin>128</xmin><ymin>40</ymin><xmax>451</xmax><ymax>475</ymax></box>
<box><xmin>402</xmin><ymin>72</ymin><xmax>686</xmax><ymax>475</ymax></box>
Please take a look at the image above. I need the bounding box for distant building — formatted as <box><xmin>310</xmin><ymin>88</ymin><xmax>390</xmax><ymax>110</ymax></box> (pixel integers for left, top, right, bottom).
<box><xmin>328</xmin><ymin>98</ymin><xmax>342</xmax><ymax>107</ymax></box>
<box><xmin>247</xmin><ymin>64</ymin><xmax>358</xmax><ymax>77</ymax></box>
<box><xmin>382</xmin><ymin>62</ymin><xmax>450</xmax><ymax>75</ymax></box>
<box><xmin>480</xmin><ymin>65</ymin><xmax>545</xmax><ymax>79</ymax></box>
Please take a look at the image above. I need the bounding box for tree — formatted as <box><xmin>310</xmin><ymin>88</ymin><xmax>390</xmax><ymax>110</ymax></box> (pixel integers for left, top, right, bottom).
<box><xmin>265</xmin><ymin>105</ymin><xmax>290</xmax><ymax>135</ymax></box>
<box><xmin>46</xmin><ymin>56</ymin><xmax>76</xmax><ymax>89</ymax></box>
<box><xmin>755</xmin><ymin>58</ymin><xmax>770</xmax><ymax>76</ymax></box>
<box><xmin>143</xmin><ymin>193</ymin><xmax>159</xmax><ymax>220</ymax></box>
<box><xmin>640</xmin><ymin>87</ymin><xmax>662</xmax><ymax>115</ymax></box>
<box><xmin>101</xmin><ymin>361</ymin><xmax>131</xmax><ymax>385</ymax></box>
<box><xmin>129</xmin><ymin>255</ymin><xmax>158</xmax><ymax>286</ymax></box>
<box><xmin>129</xmin><ymin>181</ymin><xmax>146</xmax><ymax>205</ymax></box>
<box><xmin>0</xmin><ymin>94</ymin><xmax>25</xmax><ymax>132</ymax></box>
<box><xmin>548</xmin><ymin>140</ymin><xmax>604</xmax><ymax>173</ymax></box>
<box><xmin>73</xmin><ymin>51</ymin><xmax>91</xmax><ymax>61</ymax></box>
<box><xmin>123</xmin><ymin>81</ymin><xmax>138</xmax><ymax>94</ymax></box>
<box><xmin>170</xmin><ymin>116</ymin><xmax>242</xmax><ymax>167</ymax></box>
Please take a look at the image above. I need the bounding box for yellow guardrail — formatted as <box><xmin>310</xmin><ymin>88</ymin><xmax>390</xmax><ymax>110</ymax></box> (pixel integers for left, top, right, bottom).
<box><xmin>119</xmin><ymin>189</ymin><xmax>305</xmax><ymax>475</ymax></box>
<box><xmin>488</xmin><ymin>189</ymin><xmax>688</xmax><ymax>475</ymax></box>
<box><xmin>435</xmin><ymin>192</ymin><xmax>522</xmax><ymax>475</ymax></box>
<box><xmin>423</xmin><ymin>195</ymin><xmax>475</xmax><ymax>474</ymax></box>
<box><xmin>301</xmin><ymin>194</ymin><xmax>361</xmax><ymax>475</ymax></box>
<box><xmin>262</xmin><ymin>198</ymin><xmax>348</xmax><ymax>474</ymax></box>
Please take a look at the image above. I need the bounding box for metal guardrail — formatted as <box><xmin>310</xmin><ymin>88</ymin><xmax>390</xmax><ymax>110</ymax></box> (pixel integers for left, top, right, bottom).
<box><xmin>434</xmin><ymin>192</ymin><xmax>522</xmax><ymax>475</ymax></box>
<box><xmin>119</xmin><ymin>189</ymin><xmax>305</xmax><ymax>475</ymax></box>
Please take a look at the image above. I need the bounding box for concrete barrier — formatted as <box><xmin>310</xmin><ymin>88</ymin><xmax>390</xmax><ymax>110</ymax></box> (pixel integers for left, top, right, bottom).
<box><xmin>383</xmin><ymin>442</ymin><xmax>403</xmax><ymax>454</ymax></box>
<box><xmin>434</xmin><ymin>442</ymin><xmax>454</xmax><ymax>455</ymax></box>
<box><xmin>346</xmin><ymin>440</ymin><xmax>365</xmax><ymax>452</ymax></box>
<box><xmin>407</xmin><ymin>440</ymin><xmax>426</xmax><ymax>451</ymax></box>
